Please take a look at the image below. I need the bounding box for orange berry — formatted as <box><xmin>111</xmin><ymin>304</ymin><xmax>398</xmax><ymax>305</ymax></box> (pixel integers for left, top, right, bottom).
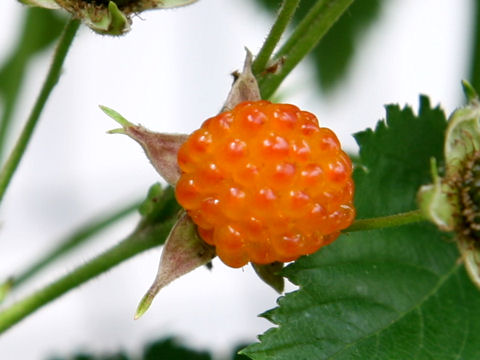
<box><xmin>175</xmin><ymin>101</ymin><xmax>355</xmax><ymax>267</ymax></box>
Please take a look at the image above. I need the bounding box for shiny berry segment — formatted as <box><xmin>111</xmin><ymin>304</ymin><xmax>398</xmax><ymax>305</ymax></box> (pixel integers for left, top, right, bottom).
<box><xmin>176</xmin><ymin>100</ymin><xmax>355</xmax><ymax>268</ymax></box>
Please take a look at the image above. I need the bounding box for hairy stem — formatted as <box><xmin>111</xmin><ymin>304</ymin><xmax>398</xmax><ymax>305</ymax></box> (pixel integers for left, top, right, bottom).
<box><xmin>258</xmin><ymin>0</ymin><xmax>354</xmax><ymax>99</ymax></box>
<box><xmin>12</xmin><ymin>199</ymin><xmax>141</xmax><ymax>289</ymax></box>
<box><xmin>344</xmin><ymin>209</ymin><xmax>426</xmax><ymax>233</ymax></box>
<box><xmin>0</xmin><ymin>217</ymin><xmax>176</xmax><ymax>334</ymax></box>
<box><xmin>0</xmin><ymin>8</ymin><xmax>66</xmax><ymax>163</ymax></box>
<box><xmin>0</xmin><ymin>18</ymin><xmax>80</xmax><ymax>205</ymax></box>
<box><xmin>0</xmin><ymin>206</ymin><xmax>427</xmax><ymax>333</ymax></box>
<box><xmin>252</xmin><ymin>0</ymin><xmax>300</xmax><ymax>76</ymax></box>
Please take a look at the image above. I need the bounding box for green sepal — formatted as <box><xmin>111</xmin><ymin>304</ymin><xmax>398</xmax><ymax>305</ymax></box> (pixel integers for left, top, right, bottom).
<box><xmin>139</xmin><ymin>183</ymin><xmax>164</xmax><ymax>218</ymax></box>
<box><xmin>458</xmin><ymin>236</ymin><xmax>480</xmax><ymax>291</ymax></box>
<box><xmin>462</xmin><ymin>79</ymin><xmax>479</xmax><ymax>103</ymax></box>
<box><xmin>102</xmin><ymin>104</ymin><xmax>188</xmax><ymax>185</ymax></box>
<box><xmin>100</xmin><ymin>105</ymin><xmax>133</xmax><ymax>130</ymax></box>
<box><xmin>84</xmin><ymin>1</ymin><xmax>130</xmax><ymax>35</ymax></box>
<box><xmin>135</xmin><ymin>212</ymin><xmax>216</xmax><ymax>319</ymax></box>
<box><xmin>151</xmin><ymin>0</ymin><xmax>198</xmax><ymax>8</ymax></box>
<box><xmin>20</xmin><ymin>0</ymin><xmax>198</xmax><ymax>35</ymax></box>
<box><xmin>107</xmin><ymin>1</ymin><xmax>129</xmax><ymax>35</ymax></box>
<box><xmin>251</xmin><ymin>262</ymin><xmax>285</xmax><ymax>293</ymax></box>
<box><xmin>18</xmin><ymin>0</ymin><xmax>60</xmax><ymax>9</ymax></box>
<box><xmin>417</xmin><ymin>158</ymin><xmax>455</xmax><ymax>231</ymax></box>
<box><xmin>444</xmin><ymin>100</ymin><xmax>480</xmax><ymax>175</ymax></box>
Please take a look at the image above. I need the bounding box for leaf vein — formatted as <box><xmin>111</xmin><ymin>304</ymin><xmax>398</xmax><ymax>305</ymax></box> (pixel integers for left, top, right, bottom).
<box><xmin>415</xmin><ymin>306</ymin><xmax>425</xmax><ymax>358</ymax></box>
<box><xmin>294</xmin><ymin>258</ymin><xmax>442</xmax><ymax>280</ymax></box>
<box><xmin>327</xmin><ymin>262</ymin><xmax>461</xmax><ymax>359</ymax></box>
<box><xmin>454</xmin><ymin>271</ymin><xmax>468</xmax><ymax>360</ymax></box>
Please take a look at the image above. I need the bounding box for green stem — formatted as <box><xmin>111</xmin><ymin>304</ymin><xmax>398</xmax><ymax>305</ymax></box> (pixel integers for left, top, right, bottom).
<box><xmin>470</xmin><ymin>0</ymin><xmax>480</xmax><ymax>92</ymax></box>
<box><xmin>0</xmin><ymin>217</ymin><xmax>176</xmax><ymax>334</ymax></box>
<box><xmin>12</xmin><ymin>199</ymin><xmax>141</xmax><ymax>289</ymax></box>
<box><xmin>0</xmin><ymin>206</ymin><xmax>426</xmax><ymax>333</ymax></box>
<box><xmin>258</xmin><ymin>0</ymin><xmax>354</xmax><ymax>99</ymax></box>
<box><xmin>252</xmin><ymin>0</ymin><xmax>300</xmax><ymax>76</ymax></box>
<box><xmin>344</xmin><ymin>209</ymin><xmax>426</xmax><ymax>233</ymax></box>
<box><xmin>0</xmin><ymin>18</ymin><xmax>80</xmax><ymax>205</ymax></box>
<box><xmin>0</xmin><ymin>8</ymin><xmax>66</xmax><ymax>163</ymax></box>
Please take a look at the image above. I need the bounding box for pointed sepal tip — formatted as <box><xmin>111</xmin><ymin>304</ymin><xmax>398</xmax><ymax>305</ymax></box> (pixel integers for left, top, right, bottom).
<box><xmin>417</xmin><ymin>158</ymin><xmax>455</xmax><ymax>231</ymax></box>
<box><xmin>462</xmin><ymin>80</ymin><xmax>479</xmax><ymax>103</ymax></box>
<box><xmin>134</xmin><ymin>292</ymin><xmax>154</xmax><ymax>320</ymax></box>
<box><xmin>133</xmin><ymin>212</ymin><xmax>216</xmax><ymax>318</ymax></box>
<box><xmin>100</xmin><ymin>105</ymin><xmax>133</xmax><ymax>129</ymax></box>
<box><xmin>252</xmin><ymin>262</ymin><xmax>285</xmax><ymax>293</ymax></box>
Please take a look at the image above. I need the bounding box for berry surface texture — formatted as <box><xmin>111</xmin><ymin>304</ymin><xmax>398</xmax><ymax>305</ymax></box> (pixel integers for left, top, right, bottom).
<box><xmin>175</xmin><ymin>100</ymin><xmax>355</xmax><ymax>267</ymax></box>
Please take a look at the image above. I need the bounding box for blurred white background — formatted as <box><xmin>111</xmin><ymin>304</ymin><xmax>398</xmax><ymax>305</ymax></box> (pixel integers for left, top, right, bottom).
<box><xmin>0</xmin><ymin>0</ymin><xmax>472</xmax><ymax>358</ymax></box>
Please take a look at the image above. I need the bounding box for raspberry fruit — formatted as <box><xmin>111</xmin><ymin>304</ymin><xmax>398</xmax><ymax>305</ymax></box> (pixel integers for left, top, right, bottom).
<box><xmin>175</xmin><ymin>100</ymin><xmax>355</xmax><ymax>268</ymax></box>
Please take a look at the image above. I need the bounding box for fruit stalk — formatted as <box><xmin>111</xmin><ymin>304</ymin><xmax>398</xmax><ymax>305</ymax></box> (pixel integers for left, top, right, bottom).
<box><xmin>344</xmin><ymin>209</ymin><xmax>426</xmax><ymax>233</ymax></box>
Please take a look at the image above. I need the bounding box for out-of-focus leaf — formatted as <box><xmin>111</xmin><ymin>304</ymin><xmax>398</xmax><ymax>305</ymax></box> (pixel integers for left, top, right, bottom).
<box><xmin>48</xmin><ymin>337</ymin><xmax>213</xmax><ymax>360</ymax></box>
<box><xmin>0</xmin><ymin>7</ymin><xmax>65</xmax><ymax>160</ymax></box>
<box><xmin>48</xmin><ymin>353</ymin><xmax>128</xmax><ymax>360</ymax></box>
<box><xmin>143</xmin><ymin>338</ymin><xmax>212</xmax><ymax>360</ymax></box>
<box><xmin>253</xmin><ymin>0</ymin><xmax>384</xmax><ymax>91</ymax></box>
<box><xmin>242</xmin><ymin>97</ymin><xmax>480</xmax><ymax>359</ymax></box>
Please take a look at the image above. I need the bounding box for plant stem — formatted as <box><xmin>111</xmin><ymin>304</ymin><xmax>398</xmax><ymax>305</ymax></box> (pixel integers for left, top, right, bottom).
<box><xmin>12</xmin><ymin>199</ymin><xmax>141</xmax><ymax>289</ymax></box>
<box><xmin>0</xmin><ymin>18</ymin><xmax>80</xmax><ymax>205</ymax></box>
<box><xmin>0</xmin><ymin>206</ymin><xmax>427</xmax><ymax>333</ymax></box>
<box><xmin>344</xmin><ymin>209</ymin><xmax>426</xmax><ymax>233</ymax></box>
<box><xmin>470</xmin><ymin>0</ymin><xmax>480</xmax><ymax>92</ymax></box>
<box><xmin>0</xmin><ymin>8</ymin><xmax>66</xmax><ymax>163</ymax></box>
<box><xmin>252</xmin><ymin>0</ymin><xmax>300</xmax><ymax>76</ymax></box>
<box><xmin>0</xmin><ymin>217</ymin><xmax>176</xmax><ymax>334</ymax></box>
<box><xmin>258</xmin><ymin>0</ymin><xmax>354</xmax><ymax>99</ymax></box>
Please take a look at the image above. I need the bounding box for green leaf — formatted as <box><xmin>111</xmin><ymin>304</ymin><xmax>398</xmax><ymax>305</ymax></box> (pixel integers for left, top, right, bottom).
<box><xmin>353</xmin><ymin>95</ymin><xmax>447</xmax><ymax>218</ymax></box>
<box><xmin>311</xmin><ymin>0</ymin><xmax>383</xmax><ymax>91</ymax></box>
<box><xmin>253</xmin><ymin>0</ymin><xmax>384</xmax><ymax>91</ymax></box>
<box><xmin>143</xmin><ymin>338</ymin><xmax>212</xmax><ymax>360</ymax></box>
<box><xmin>242</xmin><ymin>96</ymin><xmax>480</xmax><ymax>359</ymax></box>
<box><xmin>47</xmin><ymin>337</ymin><xmax>213</xmax><ymax>360</ymax></box>
<box><xmin>48</xmin><ymin>352</ymin><xmax>129</xmax><ymax>360</ymax></box>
